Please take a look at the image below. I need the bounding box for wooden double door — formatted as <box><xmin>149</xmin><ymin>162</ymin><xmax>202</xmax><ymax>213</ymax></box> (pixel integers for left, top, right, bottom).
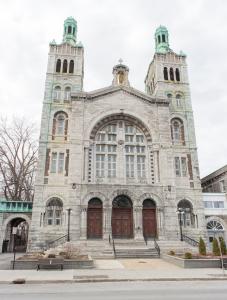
<box><xmin>87</xmin><ymin>207</ymin><xmax>103</xmax><ymax>239</ymax></box>
<box><xmin>112</xmin><ymin>208</ymin><xmax>133</xmax><ymax>238</ymax></box>
<box><xmin>142</xmin><ymin>208</ymin><xmax>156</xmax><ymax>238</ymax></box>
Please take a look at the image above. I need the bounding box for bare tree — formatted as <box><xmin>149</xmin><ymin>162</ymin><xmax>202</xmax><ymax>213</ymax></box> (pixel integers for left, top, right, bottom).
<box><xmin>0</xmin><ymin>117</ymin><xmax>38</xmax><ymax>201</ymax></box>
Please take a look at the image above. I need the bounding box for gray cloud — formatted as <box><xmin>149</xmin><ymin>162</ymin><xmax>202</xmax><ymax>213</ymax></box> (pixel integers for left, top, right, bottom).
<box><xmin>0</xmin><ymin>0</ymin><xmax>226</xmax><ymax>177</ymax></box>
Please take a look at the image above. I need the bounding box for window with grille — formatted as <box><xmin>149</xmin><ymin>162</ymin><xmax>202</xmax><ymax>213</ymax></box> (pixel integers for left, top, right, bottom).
<box><xmin>93</xmin><ymin>121</ymin><xmax>148</xmax><ymax>181</ymax></box>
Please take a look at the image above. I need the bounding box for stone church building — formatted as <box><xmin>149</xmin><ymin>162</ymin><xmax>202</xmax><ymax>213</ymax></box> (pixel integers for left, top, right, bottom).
<box><xmin>28</xmin><ymin>17</ymin><xmax>206</xmax><ymax>250</ymax></box>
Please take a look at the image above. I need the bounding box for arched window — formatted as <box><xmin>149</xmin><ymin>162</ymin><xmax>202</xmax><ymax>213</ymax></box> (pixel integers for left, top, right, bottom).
<box><xmin>73</xmin><ymin>27</ymin><xmax>75</xmax><ymax>35</ymax></box>
<box><xmin>176</xmin><ymin>94</ymin><xmax>182</xmax><ymax>106</ymax></box>
<box><xmin>92</xmin><ymin>118</ymin><xmax>149</xmax><ymax>181</ymax></box>
<box><xmin>176</xmin><ymin>68</ymin><xmax>180</xmax><ymax>82</ymax></box>
<box><xmin>167</xmin><ymin>93</ymin><xmax>172</xmax><ymax>99</ymax></box>
<box><xmin>207</xmin><ymin>220</ymin><xmax>224</xmax><ymax>231</ymax></box>
<box><xmin>64</xmin><ymin>87</ymin><xmax>71</xmax><ymax>100</ymax></box>
<box><xmin>162</xmin><ymin>34</ymin><xmax>166</xmax><ymax>42</ymax></box>
<box><xmin>53</xmin><ymin>86</ymin><xmax>61</xmax><ymax>101</ymax></box>
<box><xmin>63</xmin><ymin>59</ymin><xmax>68</xmax><ymax>73</ymax></box>
<box><xmin>46</xmin><ymin>198</ymin><xmax>63</xmax><ymax>226</ymax></box>
<box><xmin>170</xmin><ymin>118</ymin><xmax>185</xmax><ymax>144</ymax></box>
<box><xmin>52</xmin><ymin>112</ymin><xmax>68</xmax><ymax>139</ymax></box>
<box><xmin>158</xmin><ymin>35</ymin><xmax>161</xmax><ymax>43</ymax></box>
<box><xmin>69</xmin><ymin>60</ymin><xmax>74</xmax><ymax>73</ymax></box>
<box><xmin>163</xmin><ymin>67</ymin><xmax>168</xmax><ymax>80</ymax></box>
<box><xmin>170</xmin><ymin>68</ymin><xmax>174</xmax><ymax>81</ymax></box>
<box><xmin>56</xmin><ymin>59</ymin><xmax>61</xmax><ymax>73</ymax></box>
<box><xmin>68</xmin><ymin>26</ymin><xmax>72</xmax><ymax>34</ymax></box>
<box><xmin>112</xmin><ymin>195</ymin><xmax>132</xmax><ymax>208</ymax></box>
<box><xmin>143</xmin><ymin>199</ymin><xmax>156</xmax><ymax>208</ymax></box>
<box><xmin>177</xmin><ymin>199</ymin><xmax>195</xmax><ymax>227</ymax></box>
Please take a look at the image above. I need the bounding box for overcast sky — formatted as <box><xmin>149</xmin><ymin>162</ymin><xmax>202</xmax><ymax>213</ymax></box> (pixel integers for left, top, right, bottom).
<box><xmin>0</xmin><ymin>0</ymin><xmax>227</xmax><ymax>178</ymax></box>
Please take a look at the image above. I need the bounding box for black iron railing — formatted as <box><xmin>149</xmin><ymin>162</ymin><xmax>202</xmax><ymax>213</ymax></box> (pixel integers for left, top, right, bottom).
<box><xmin>47</xmin><ymin>234</ymin><xmax>68</xmax><ymax>249</ymax></box>
<box><xmin>182</xmin><ymin>234</ymin><xmax>199</xmax><ymax>247</ymax></box>
<box><xmin>109</xmin><ymin>234</ymin><xmax>116</xmax><ymax>258</ymax></box>
<box><xmin>154</xmin><ymin>238</ymin><xmax>160</xmax><ymax>257</ymax></box>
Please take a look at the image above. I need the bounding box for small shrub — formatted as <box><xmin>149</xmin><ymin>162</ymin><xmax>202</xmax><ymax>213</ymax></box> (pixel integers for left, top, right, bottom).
<box><xmin>168</xmin><ymin>250</ymin><xmax>175</xmax><ymax>256</ymax></box>
<box><xmin>212</xmin><ymin>238</ymin><xmax>220</xmax><ymax>256</ymax></box>
<box><xmin>198</xmin><ymin>237</ymin><xmax>206</xmax><ymax>256</ymax></box>
<box><xmin>48</xmin><ymin>253</ymin><xmax>56</xmax><ymax>258</ymax></box>
<box><xmin>184</xmin><ymin>252</ymin><xmax>192</xmax><ymax>259</ymax></box>
<box><xmin>59</xmin><ymin>251</ymin><xmax>67</xmax><ymax>258</ymax></box>
<box><xmin>219</xmin><ymin>237</ymin><xmax>227</xmax><ymax>255</ymax></box>
<box><xmin>63</xmin><ymin>242</ymin><xmax>81</xmax><ymax>259</ymax></box>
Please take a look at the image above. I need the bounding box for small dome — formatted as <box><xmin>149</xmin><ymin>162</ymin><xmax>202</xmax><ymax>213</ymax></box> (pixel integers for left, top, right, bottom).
<box><xmin>64</xmin><ymin>16</ymin><xmax>77</xmax><ymax>24</ymax></box>
<box><xmin>155</xmin><ymin>25</ymin><xmax>168</xmax><ymax>33</ymax></box>
<box><xmin>77</xmin><ymin>41</ymin><xmax>83</xmax><ymax>48</ymax></box>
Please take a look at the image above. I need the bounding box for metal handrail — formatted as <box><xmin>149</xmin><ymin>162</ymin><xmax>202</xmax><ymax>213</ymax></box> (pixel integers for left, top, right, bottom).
<box><xmin>47</xmin><ymin>234</ymin><xmax>68</xmax><ymax>248</ymax></box>
<box><xmin>109</xmin><ymin>234</ymin><xmax>111</xmax><ymax>245</ymax></box>
<box><xmin>182</xmin><ymin>234</ymin><xmax>199</xmax><ymax>247</ymax></box>
<box><xmin>154</xmin><ymin>237</ymin><xmax>160</xmax><ymax>257</ymax></box>
<box><xmin>112</xmin><ymin>238</ymin><xmax>116</xmax><ymax>258</ymax></box>
<box><xmin>143</xmin><ymin>235</ymin><xmax>148</xmax><ymax>245</ymax></box>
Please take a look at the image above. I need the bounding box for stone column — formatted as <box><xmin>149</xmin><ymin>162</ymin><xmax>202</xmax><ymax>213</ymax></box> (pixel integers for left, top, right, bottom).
<box><xmin>157</xmin><ymin>207</ymin><xmax>165</xmax><ymax>240</ymax></box>
<box><xmin>134</xmin><ymin>206</ymin><xmax>143</xmax><ymax>240</ymax></box>
<box><xmin>80</xmin><ymin>206</ymin><xmax>87</xmax><ymax>240</ymax></box>
<box><xmin>103</xmin><ymin>205</ymin><xmax>112</xmax><ymax>239</ymax></box>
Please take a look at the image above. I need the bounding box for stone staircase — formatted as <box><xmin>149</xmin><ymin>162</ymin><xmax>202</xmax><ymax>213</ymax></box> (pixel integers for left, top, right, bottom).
<box><xmin>150</xmin><ymin>240</ymin><xmax>198</xmax><ymax>255</ymax></box>
<box><xmin>48</xmin><ymin>236</ymin><xmax>198</xmax><ymax>259</ymax></box>
<box><xmin>113</xmin><ymin>239</ymin><xmax>160</xmax><ymax>259</ymax></box>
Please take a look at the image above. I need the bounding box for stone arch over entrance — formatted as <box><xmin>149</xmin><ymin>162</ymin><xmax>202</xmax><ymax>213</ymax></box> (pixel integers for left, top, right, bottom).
<box><xmin>142</xmin><ymin>199</ymin><xmax>157</xmax><ymax>238</ymax></box>
<box><xmin>87</xmin><ymin>198</ymin><xmax>103</xmax><ymax>239</ymax></box>
<box><xmin>111</xmin><ymin>195</ymin><xmax>133</xmax><ymax>239</ymax></box>
<box><xmin>110</xmin><ymin>189</ymin><xmax>136</xmax><ymax>204</ymax></box>
<box><xmin>83</xmin><ymin>192</ymin><xmax>107</xmax><ymax>206</ymax></box>
<box><xmin>2</xmin><ymin>214</ymin><xmax>31</xmax><ymax>253</ymax></box>
<box><xmin>138</xmin><ymin>193</ymin><xmax>162</xmax><ymax>207</ymax></box>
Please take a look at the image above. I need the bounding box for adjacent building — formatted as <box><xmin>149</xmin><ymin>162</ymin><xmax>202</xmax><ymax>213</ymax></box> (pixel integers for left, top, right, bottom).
<box><xmin>202</xmin><ymin>166</ymin><xmax>227</xmax><ymax>247</ymax></box>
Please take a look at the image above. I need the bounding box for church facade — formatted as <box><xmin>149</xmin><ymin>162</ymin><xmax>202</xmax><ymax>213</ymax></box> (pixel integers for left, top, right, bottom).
<box><xmin>28</xmin><ymin>17</ymin><xmax>206</xmax><ymax>250</ymax></box>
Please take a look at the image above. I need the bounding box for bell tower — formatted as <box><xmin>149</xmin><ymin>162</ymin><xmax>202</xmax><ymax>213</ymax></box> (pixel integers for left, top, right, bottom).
<box><xmin>155</xmin><ymin>25</ymin><xmax>170</xmax><ymax>54</ymax></box>
<box><xmin>63</xmin><ymin>17</ymin><xmax>77</xmax><ymax>46</ymax></box>
<box><xmin>145</xmin><ymin>25</ymin><xmax>202</xmax><ymax>199</ymax></box>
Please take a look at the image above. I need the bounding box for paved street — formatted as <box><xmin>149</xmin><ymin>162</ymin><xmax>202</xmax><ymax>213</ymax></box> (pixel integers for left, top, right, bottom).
<box><xmin>1</xmin><ymin>281</ymin><xmax>227</xmax><ymax>300</ymax></box>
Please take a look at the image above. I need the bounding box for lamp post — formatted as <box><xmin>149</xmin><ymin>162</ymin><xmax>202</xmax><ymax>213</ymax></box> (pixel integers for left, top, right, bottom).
<box><xmin>66</xmin><ymin>208</ymin><xmax>72</xmax><ymax>242</ymax></box>
<box><xmin>177</xmin><ymin>208</ymin><xmax>185</xmax><ymax>241</ymax></box>
<box><xmin>12</xmin><ymin>227</ymin><xmax>17</xmax><ymax>270</ymax></box>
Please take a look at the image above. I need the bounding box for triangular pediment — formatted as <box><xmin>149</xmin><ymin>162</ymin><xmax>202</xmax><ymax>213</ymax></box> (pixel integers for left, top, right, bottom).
<box><xmin>71</xmin><ymin>85</ymin><xmax>168</xmax><ymax>105</ymax></box>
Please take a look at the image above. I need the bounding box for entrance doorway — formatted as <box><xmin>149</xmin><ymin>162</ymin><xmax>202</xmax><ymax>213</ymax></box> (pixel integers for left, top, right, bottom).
<box><xmin>142</xmin><ymin>199</ymin><xmax>157</xmax><ymax>238</ymax></box>
<box><xmin>87</xmin><ymin>198</ymin><xmax>103</xmax><ymax>239</ymax></box>
<box><xmin>3</xmin><ymin>218</ymin><xmax>29</xmax><ymax>253</ymax></box>
<box><xmin>112</xmin><ymin>195</ymin><xmax>133</xmax><ymax>239</ymax></box>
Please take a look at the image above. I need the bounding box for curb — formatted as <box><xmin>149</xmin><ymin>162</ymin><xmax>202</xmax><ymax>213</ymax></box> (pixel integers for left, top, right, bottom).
<box><xmin>0</xmin><ymin>277</ymin><xmax>227</xmax><ymax>284</ymax></box>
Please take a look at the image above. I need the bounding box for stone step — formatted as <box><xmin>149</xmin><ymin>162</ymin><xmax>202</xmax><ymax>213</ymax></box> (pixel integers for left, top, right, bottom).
<box><xmin>115</xmin><ymin>247</ymin><xmax>159</xmax><ymax>259</ymax></box>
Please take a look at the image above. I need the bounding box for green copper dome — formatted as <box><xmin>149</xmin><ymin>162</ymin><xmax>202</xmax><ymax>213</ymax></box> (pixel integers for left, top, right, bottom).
<box><xmin>155</xmin><ymin>25</ymin><xmax>170</xmax><ymax>54</ymax></box>
<box><xmin>62</xmin><ymin>16</ymin><xmax>77</xmax><ymax>46</ymax></box>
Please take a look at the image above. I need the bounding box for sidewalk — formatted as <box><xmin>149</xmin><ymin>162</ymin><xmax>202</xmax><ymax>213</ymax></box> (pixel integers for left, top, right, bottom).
<box><xmin>0</xmin><ymin>258</ymin><xmax>227</xmax><ymax>283</ymax></box>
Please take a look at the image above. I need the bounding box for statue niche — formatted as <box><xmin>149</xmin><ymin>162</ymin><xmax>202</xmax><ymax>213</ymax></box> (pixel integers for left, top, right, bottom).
<box><xmin>117</xmin><ymin>71</ymin><xmax>125</xmax><ymax>85</ymax></box>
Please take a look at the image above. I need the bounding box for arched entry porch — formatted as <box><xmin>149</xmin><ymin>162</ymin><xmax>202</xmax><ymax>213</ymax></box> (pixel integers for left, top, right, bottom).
<box><xmin>142</xmin><ymin>199</ymin><xmax>157</xmax><ymax>238</ymax></box>
<box><xmin>3</xmin><ymin>217</ymin><xmax>29</xmax><ymax>253</ymax></box>
<box><xmin>87</xmin><ymin>198</ymin><xmax>103</xmax><ymax>239</ymax></box>
<box><xmin>111</xmin><ymin>195</ymin><xmax>133</xmax><ymax>239</ymax></box>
